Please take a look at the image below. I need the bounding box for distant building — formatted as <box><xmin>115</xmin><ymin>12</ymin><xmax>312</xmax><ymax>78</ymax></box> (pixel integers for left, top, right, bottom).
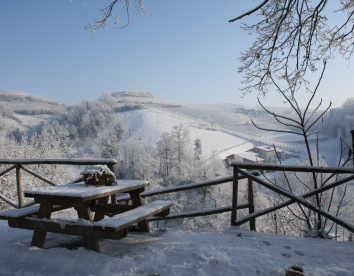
<box><xmin>224</xmin><ymin>152</ymin><xmax>264</xmax><ymax>166</ymax></box>
<box><xmin>221</xmin><ymin>144</ymin><xmax>297</xmax><ymax>167</ymax></box>
<box><xmin>234</xmin><ymin>152</ymin><xmax>264</xmax><ymax>163</ymax></box>
<box><xmin>252</xmin><ymin>146</ymin><xmax>277</xmax><ymax>162</ymax></box>
<box><xmin>251</xmin><ymin>146</ymin><xmax>297</xmax><ymax>162</ymax></box>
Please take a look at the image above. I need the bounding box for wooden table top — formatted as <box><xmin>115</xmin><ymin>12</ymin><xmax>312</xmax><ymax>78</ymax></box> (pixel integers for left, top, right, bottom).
<box><xmin>24</xmin><ymin>180</ymin><xmax>149</xmax><ymax>202</ymax></box>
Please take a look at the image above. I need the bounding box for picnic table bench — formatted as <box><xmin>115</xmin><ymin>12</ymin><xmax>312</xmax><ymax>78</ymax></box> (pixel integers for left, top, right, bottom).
<box><xmin>0</xmin><ymin>180</ymin><xmax>173</xmax><ymax>252</ymax></box>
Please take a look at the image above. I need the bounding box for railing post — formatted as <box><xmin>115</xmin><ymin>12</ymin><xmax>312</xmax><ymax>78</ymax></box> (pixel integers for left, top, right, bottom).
<box><xmin>108</xmin><ymin>163</ymin><xmax>117</xmax><ymax>204</ymax></box>
<box><xmin>351</xmin><ymin>130</ymin><xmax>354</xmax><ymax>171</ymax></box>
<box><xmin>231</xmin><ymin>166</ymin><xmax>239</xmax><ymax>226</ymax></box>
<box><xmin>248</xmin><ymin>177</ymin><xmax>256</xmax><ymax>231</ymax></box>
<box><xmin>16</xmin><ymin>164</ymin><xmax>24</xmax><ymax>208</ymax></box>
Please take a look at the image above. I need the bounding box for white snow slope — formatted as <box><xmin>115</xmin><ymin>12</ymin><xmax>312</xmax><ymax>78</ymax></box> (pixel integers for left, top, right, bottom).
<box><xmin>118</xmin><ymin>108</ymin><xmax>254</xmax><ymax>159</ymax></box>
<box><xmin>0</xmin><ymin>221</ymin><xmax>353</xmax><ymax>276</ymax></box>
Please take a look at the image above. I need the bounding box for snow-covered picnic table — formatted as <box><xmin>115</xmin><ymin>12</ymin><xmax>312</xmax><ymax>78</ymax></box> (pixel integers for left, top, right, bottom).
<box><xmin>0</xmin><ymin>180</ymin><xmax>173</xmax><ymax>252</ymax></box>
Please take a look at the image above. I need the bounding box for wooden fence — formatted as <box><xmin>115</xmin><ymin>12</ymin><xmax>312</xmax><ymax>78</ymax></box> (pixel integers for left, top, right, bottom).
<box><xmin>0</xmin><ymin>158</ymin><xmax>260</xmax><ymax>227</ymax></box>
<box><xmin>0</xmin><ymin>159</ymin><xmax>117</xmax><ymax>208</ymax></box>
<box><xmin>231</xmin><ymin>162</ymin><xmax>354</xmax><ymax>233</ymax></box>
<box><xmin>0</xmin><ymin>155</ymin><xmax>353</xmax><ymax>235</ymax></box>
<box><xmin>117</xmin><ymin>173</ymin><xmax>259</xmax><ymax>224</ymax></box>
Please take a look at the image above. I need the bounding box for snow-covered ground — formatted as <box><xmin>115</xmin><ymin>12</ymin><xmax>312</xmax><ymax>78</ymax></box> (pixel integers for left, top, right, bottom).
<box><xmin>118</xmin><ymin>108</ymin><xmax>254</xmax><ymax>159</ymax></box>
<box><xmin>0</xmin><ymin>220</ymin><xmax>353</xmax><ymax>276</ymax></box>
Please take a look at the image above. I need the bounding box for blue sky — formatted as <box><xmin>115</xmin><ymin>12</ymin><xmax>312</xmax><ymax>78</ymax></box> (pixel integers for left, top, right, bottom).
<box><xmin>0</xmin><ymin>0</ymin><xmax>352</xmax><ymax>108</ymax></box>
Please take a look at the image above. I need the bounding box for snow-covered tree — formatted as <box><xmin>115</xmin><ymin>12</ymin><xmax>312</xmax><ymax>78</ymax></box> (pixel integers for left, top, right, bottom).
<box><xmin>100</xmin><ymin>120</ymin><xmax>123</xmax><ymax>159</ymax></box>
<box><xmin>53</xmin><ymin>100</ymin><xmax>112</xmax><ymax>146</ymax></box>
<box><xmin>119</xmin><ymin>138</ymin><xmax>157</xmax><ymax>180</ymax></box>
<box><xmin>0</xmin><ymin>121</ymin><xmax>79</xmax><ymax>209</ymax></box>
<box><xmin>194</xmin><ymin>138</ymin><xmax>202</xmax><ymax>162</ymax></box>
<box><xmin>171</xmin><ymin>124</ymin><xmax>190</xmax><ymax>177</ymax></box>
<box><xmin>323</xmin><ymin>98</ymin><xmax>354</xmax><ymax>143</ymax></box>
<box><xmin>156</xmin><ymin>132</ymin><xmax>174</xmax><ymax>178</ymax></box>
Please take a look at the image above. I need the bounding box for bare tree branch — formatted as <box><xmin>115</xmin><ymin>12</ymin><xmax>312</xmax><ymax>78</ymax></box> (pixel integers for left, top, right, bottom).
<box><xmin>229</xmin><ymin>0</ymin><xmax>270</xmax><ymax>22</ymax></box>
<box><xmin>86</xmin><ymin>0</ymin><xmax>147</xmax><ymax>33</ymax></box>
<box><xmin>231</xmin><ymin>0</ymin><xmax>353</xmax><ymax>96</ymax></box>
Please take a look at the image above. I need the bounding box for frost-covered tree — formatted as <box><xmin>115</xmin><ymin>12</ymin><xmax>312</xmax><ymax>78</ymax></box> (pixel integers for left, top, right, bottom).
<box><xmin>156</xmin><ymin>132</ymin><xmax>174</xmax><ymax>178</ymax></box>
<box><xmin>171</xmin><ymin>124</ymin><xmax>190</xmax><ymax>176</ymax></box>
<box><xmin>230</xmin><ymin>0</ymin><xmax>354</xmax><ymax>97</ymax></box>
<box><xmin>0</xmin><ymin>121</ymin><xmax>79</xmax><ymax>209</ymax></box>
<box><xmin>119</xmin><ymin>138</ymin><xmax>157</xmax><ymax>180</ymax></box>
<box><xmin>323</xmin><ymin>98</ymin><xmax>354</xmax><ymax>142</ymax></box>
<box><xmin>100</xmin><ymin>120</ymin><xmax>124</xmax><ymax>159</ymax></box>
<box><xmin>53</xmin><ymin>100</ymin><xmax>112</xmax><ymax>146</ymax></box>
<box><xmin>99</xmin><ymin>91</ymin><xmax>118</xmax><ymax>107</ymax></box>
<box><xmin>194</xmin><ymin>138</ymin><xmax>202</xmax><ymax>162</ymax></box>
<box><xmin>130</xmin><ymin>143</ymin><xmax>157</xmax><ymax>180</ymax></box>
<box><xmin>250</xmin><ymin>67</ymin><xmax>353</xmax><ymax>238</ymax></box>
<box><xmin>205</xmin><ymin>153</ymin><xmax>227</xmax><ymax>180</ymax></box>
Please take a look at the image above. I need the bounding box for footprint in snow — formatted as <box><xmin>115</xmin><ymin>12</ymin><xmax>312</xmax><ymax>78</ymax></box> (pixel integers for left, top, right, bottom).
<box><xmin>283</xmin><ymin>245</ymin><xmax>291</xmax><ymax>250</ymax></box>
<box><xmin>294</xmin><ymin>250</ymin><xmax>305</xmax><ymax>256</ymax></box>
<box><xmin>262</xmin><ymin>241</ymin><xmax>271</xmax><ymax>246</ymax></box>
<box><xmin>281</xmin><ymin>252</ymin><xmax>292</xmax><ymax>258</ymax></box>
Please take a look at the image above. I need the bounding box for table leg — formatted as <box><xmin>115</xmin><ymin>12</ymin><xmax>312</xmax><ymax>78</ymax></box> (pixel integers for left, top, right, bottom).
<box><xmin>110</xmin><ymin>194</ymin><xmax>117</xmax><ymax>205</ymax></box>
<box><xmin>31</xmin><ymin>202</ymin><xmax>53</xmax><ymax>248</ymax></box>
<box><xmin>129</xmin><ymin>191</ymin><xmax>150</xmax><ymax>232</ymax></box>
<box><xmin>75</xmin><ymin>204</ymin><xmax>100</xmax><ymax>253</ymax></box>
<box><xmin>94</xmin><ymin>197</ymin><xmax>109</xmax><ymax>222</ymax></box>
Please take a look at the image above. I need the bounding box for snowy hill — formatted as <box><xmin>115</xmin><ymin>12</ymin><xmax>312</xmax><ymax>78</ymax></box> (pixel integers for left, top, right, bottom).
<box><xmin>0</xmin><ymin>90</ymin><xmax>66</xmax><ymax>132</ymax></box>
<box><xmin>0</xmin><ymin>90</ymin><xmax>65</xmax><ymax>115</ymax></box>
<box><xmin>117</xmin><ymin>108</ymin><xmax>254</xmax><ymax>160</ymax></box>
<box><xmin>0</xmin><ymin>90</ymin><xmax>258</xmax><ymax>161</ymax></box>
<box><xmin>0</xmin><ymin>89</ymin><xmax>340</xmax><ymax>165</ymax></box>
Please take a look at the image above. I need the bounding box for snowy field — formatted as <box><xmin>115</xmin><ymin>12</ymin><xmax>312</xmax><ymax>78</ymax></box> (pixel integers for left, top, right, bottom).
<box><xmin>118</xmin><ymin>108</ymin><xmax>254</xmax><ymax>159</ymax></box>
<box><xmin>0</xmin><ymin>221</ymin><xmax>353</xmax><ymax>276</ymax></box>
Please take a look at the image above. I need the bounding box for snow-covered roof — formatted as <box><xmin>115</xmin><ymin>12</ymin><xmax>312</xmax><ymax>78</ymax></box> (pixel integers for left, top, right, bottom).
<box><xmin>217</xmin><ymin>142</ymin><xmax>254</xmax><ymax>160</ymax></box>
<box><xmin>235</xmin><ymin>151</ymin><xmax>264</xmax><ymax>163</ymax></box>
<box><xmin>255</xmin><ymin>145</ymin><xmax>276</xmax><ymax>152</ymax></box>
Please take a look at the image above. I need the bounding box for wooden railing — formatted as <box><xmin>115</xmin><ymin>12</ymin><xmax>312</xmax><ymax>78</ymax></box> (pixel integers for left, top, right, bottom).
<box><xmin>231</xmin><ymin>162</ymin><xmax>354</xmax><ymax>233</ymax></box>
<box><xmin>116</xmin><ymin>173</ymin><xmax>259</xmax><ymax>222</ymax></box>
<box><xmin>1</xmin><ymin>157</ymin><xmax>353</xmax><ymax>235</ymax></box>
<box><xmin>0</xmin><ymin>158</ymin><xmax>260</xmax><ymax>227</ymax></box>
<box><xmin>0</xmin><ymin>159</ymin><xmax>117</xmax><ymax>208</ymax></box>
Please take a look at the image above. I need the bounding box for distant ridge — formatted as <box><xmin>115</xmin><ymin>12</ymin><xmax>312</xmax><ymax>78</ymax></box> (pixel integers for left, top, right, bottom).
<box><xmin>0</xmin><ymin>90</ymin><xmax>60</xmax><ymax>105</ymax></box>
<box><xmin>112</xmin><ymin>91</ymin><xmax>154</xmax><ymax>98</ymax></box>
<box><xmin>0</xmin><ymin>90</ymin><xmax>65</xmax><ymax>115</ymax></box>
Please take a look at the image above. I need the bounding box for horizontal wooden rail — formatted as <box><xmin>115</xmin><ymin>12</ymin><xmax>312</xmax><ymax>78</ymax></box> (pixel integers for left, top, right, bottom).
<box><xmin>232</xmin><ymin>162</ymin><xmax>353</xmax><ymax>174</ymax></box>
<box><xmin>0</xmin><ymin>158</ymin><xmax>117</xmax><ymax>165</ymax></box>
<box><xmin>148</xmin><ymin>203</ymin><xmax>249</xmax><ymax>221</ymax></box>
<box><xmin>117</xmin><ymin>172</ymin><xmax>259</xmax><ymax>202</ymax></box>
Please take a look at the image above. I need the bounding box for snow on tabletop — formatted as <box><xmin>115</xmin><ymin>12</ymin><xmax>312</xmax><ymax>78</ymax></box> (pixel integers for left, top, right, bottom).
<box><xmin>0</xmin><ymin>222</ymin><xmax>353</xmax><ymax>276</ymax></box>
<box><xmin>24</xmin><ymin>180</ymin><xmax>148</xmax><ymax>199</ymax></box>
